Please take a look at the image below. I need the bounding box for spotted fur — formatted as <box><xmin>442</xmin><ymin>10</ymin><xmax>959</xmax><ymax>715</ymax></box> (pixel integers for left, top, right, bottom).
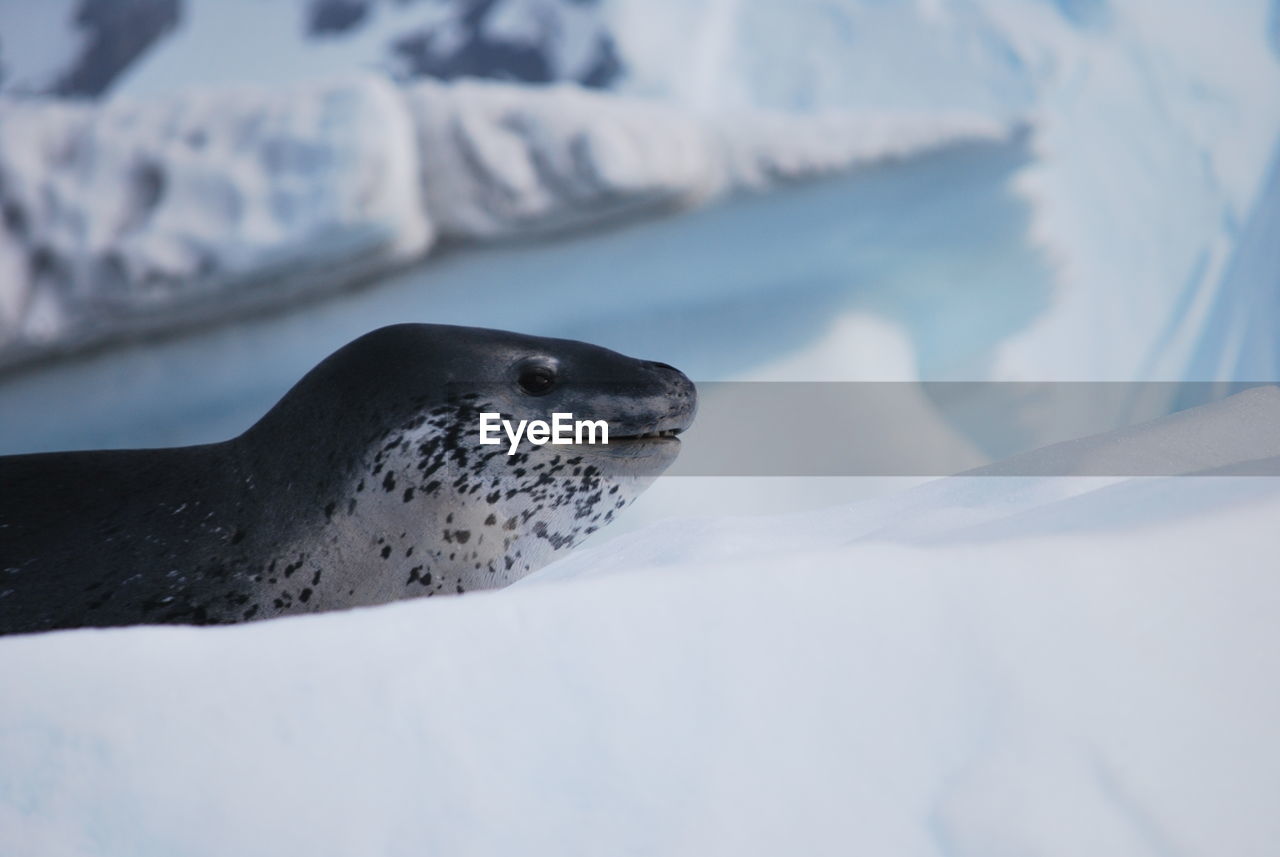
<box><xmin>0</xmin><ymin>324</ymin><xmax>695</xmax><ymax>634</ymax></box>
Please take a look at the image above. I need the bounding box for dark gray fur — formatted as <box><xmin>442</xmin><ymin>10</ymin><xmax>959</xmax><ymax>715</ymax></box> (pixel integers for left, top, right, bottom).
<box><xmin>0</xmin><ymin>324</ymin><xmax>695</xmax><ymax>635</ymax></box>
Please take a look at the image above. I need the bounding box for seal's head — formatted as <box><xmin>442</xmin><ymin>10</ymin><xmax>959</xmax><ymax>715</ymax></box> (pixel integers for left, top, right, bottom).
<box><xmin>243</xmin><ymin>324</ymin><xmax>695</xmax><ymax>606</ymax></box>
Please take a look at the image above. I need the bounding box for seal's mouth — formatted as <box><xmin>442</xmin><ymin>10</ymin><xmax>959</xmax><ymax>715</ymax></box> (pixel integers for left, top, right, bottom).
<box><xmin>611</xmin><ymin>427</ymin><xmax>683</xmax><ymax>442</ymax></box>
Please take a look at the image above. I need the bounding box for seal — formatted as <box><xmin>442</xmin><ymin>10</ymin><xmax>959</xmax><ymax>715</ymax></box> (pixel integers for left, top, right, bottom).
<box><xmin>0</xmin><ymin>324</ymin><xmax>696</xmax><ymax>635</ymax></box>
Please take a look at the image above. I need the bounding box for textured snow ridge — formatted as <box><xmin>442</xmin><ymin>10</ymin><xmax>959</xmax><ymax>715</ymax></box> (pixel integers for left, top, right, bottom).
<box><xmin>2</xmin><ymin>388</ymin><xmax>1278</xmax><ymax>857</ymax></box>
<box><xmin>406</xmin><ymin>77</ymin><xmax>1010</xmax><ymax>239</ymax></box>
<box><xmin>0</xmin><ymin>75</ymin><xmax>429</xmax><ymax>366</ymax></box>
<box><xmin>0</xmin><ymin>76</ymin><xmax>1008</xmax><ymax>368</ymax></box>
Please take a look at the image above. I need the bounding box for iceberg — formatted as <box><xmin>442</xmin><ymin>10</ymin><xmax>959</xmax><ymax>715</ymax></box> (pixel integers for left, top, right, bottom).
<box><xmin>5</xmin><ymin>1</ymin><xmax>1276</xmax><ymax>386</ymax></box>
<box><xmin>0</xmin><ymin>76</ymin><xmax>429</xmax><ymax>365</ymax></box>
<box><xmin>404</xmin><ymin>77</ymin><xmax>1008</xmax><ymax>240</ymax></box>
<box><xmin>0</xmin><ymin>74</ymin><xmax>1007</xmax><ymax>369</ymax></box>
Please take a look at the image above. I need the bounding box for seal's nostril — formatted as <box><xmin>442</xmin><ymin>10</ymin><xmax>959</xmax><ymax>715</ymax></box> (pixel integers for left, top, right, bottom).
<box><xmin>648</xmin><ymin>361</ymin><xmax>679</xmax><ymax>373</ymax></box>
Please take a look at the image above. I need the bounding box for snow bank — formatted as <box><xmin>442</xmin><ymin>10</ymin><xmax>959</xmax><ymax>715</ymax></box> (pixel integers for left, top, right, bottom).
<box><xmin>1</xmin><ymin>390</ymin><xmax>1277</xmax><ymax>857</ymax></box>
<box><xmin>405</xmin><ymin>77</ymin><xmax>1008</xmax><ymax>239</ymax></box>
<box><xmin>0</xmin><ymin>76</ymin><xmax>428</xmax><ymax>364</ymax></box>
<box><xmin>0</xmin><ymin>75</ymin><xmax>1007</xmax><ymax>368</ymax></box>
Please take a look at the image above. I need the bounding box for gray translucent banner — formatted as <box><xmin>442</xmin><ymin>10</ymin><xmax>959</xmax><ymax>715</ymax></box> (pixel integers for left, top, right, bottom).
<box><xmin>663</xmin><ymin>382</ymin><xmax>1280</xmax><ymax>476</ymax></box>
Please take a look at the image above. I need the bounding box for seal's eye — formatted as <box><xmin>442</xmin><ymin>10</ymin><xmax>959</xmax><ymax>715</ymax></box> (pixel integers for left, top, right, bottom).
<box><xmin>517</xmin><ymin>364</ymin><xmax>557</xmax><ymax>396</ymax></box>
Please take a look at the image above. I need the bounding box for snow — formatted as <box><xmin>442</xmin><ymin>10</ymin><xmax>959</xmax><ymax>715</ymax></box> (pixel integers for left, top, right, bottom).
<box><xmin>114</xmin><ymin>0</ymin><xmax>619</xmax><ymax>95</ymax></box>
<box><xmin>3</xmin><ymin>388</ymin><xmax>1279</xmax><ymax>856</ymax></box>
<box><xmin>0</xmin><ymin>75</ymin><xmax>428</xmax><ymax>363</ymax></box>
<box><xmin>609</xmin><ymin>0</ymin><xmax>1280</xmax><ymax>381</ymax></box>
<box><xmin>0</xmin><ymin>72</ymin><xmax>1007</xmax><ymax>368</ymax></box>
<box><xmin>0</xmin><ymin>136</ymin><xmax>1044</xmax><ymax>456</ymax></box>
<box><xmin>405</xmin><ymin>77</ymin><xmax>1007</xmax><ymax>240</ymax></box>
<box><xmin>0</xmin><ymin>8</ymin><xmax>1278</xmax><ymax>851</ymax></box>
<box><xmin>545</xmin><ymin>386</ymin><xmax>1280</xmax><ymax>576</ymax></box>
<box><xmin>5</xmin><ymin>2</ymin><xmax>1276</xmax><ymax>385</ymax></box>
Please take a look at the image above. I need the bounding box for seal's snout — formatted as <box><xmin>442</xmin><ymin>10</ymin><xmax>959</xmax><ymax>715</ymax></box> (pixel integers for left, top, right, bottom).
<box><xmin>599</xmin><ymin>355</ymin><xmax>697</xmax><ymax>442</ymax></box>
<box><xmin>650</xmin><ymin>359</ymin><xmax>697</xmax><ymax>434</ymax></box>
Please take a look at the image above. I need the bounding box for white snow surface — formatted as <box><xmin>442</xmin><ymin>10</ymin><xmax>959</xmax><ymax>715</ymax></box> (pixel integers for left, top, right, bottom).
<box><xmin>0</xmin><ymin>74</ymin><xmax>1006</xmax><ymax>366</ymax></box>
<box><xmin>2</xmin><ymin>390</ymin><xmax>1278</xmax><ymax>856</ymax></box>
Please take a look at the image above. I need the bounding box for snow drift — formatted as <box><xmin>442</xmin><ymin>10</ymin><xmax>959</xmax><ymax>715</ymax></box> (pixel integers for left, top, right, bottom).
<box><xmin>1</xmin><ymin>388</ymin><xmax>1277</xmax><ymax>857</ymax></box>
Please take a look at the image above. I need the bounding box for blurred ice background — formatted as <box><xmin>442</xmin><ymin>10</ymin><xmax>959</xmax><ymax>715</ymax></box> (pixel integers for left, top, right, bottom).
<box><xmin>2</xmin><ymin>2</ymin><xmax>1279</xmax><ymax>855</ymax></box>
